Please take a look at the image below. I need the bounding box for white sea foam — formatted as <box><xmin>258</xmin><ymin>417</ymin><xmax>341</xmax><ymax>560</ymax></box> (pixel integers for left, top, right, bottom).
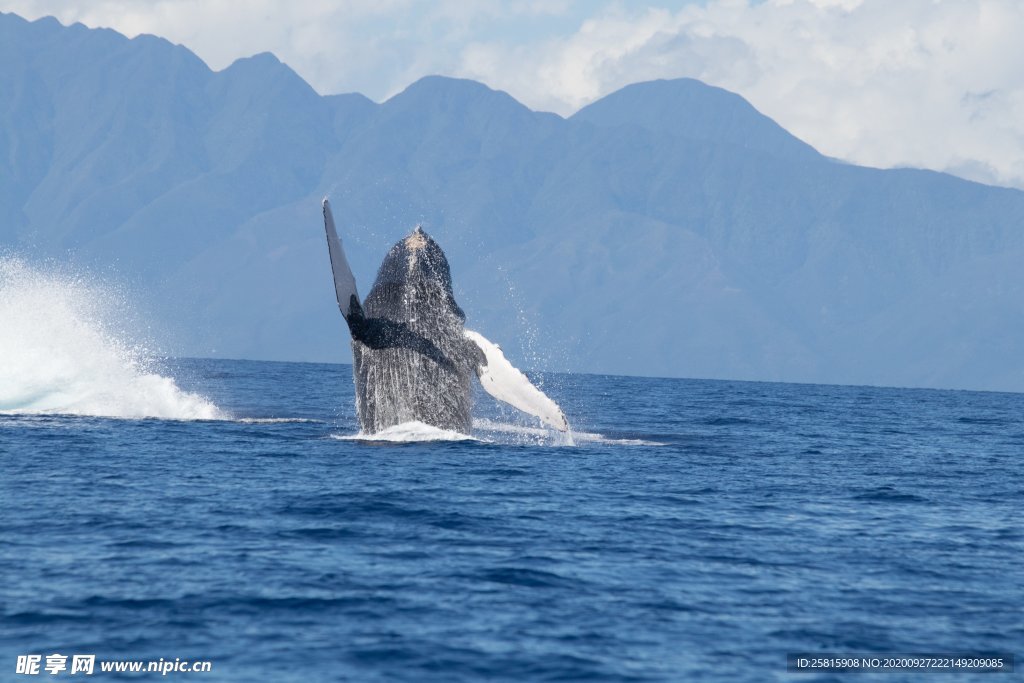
<box><xmin>0</xmin><ymin>257</ymin><xmax>224</xmax><ymax>420</ymax></box>
<box><xmin>471</xmin><ymin>418</ymin><xmax>576</xmax><ymax>446</ymax></box>
<box><xmin>330</xmin><ymin>419</ymin><xmax>661</xmax><ymax>446</ymax></box>
<box><xmin>234</xmin><ymin>417</ymin><xmax>320</xmax><ymax>424</ymax></box>
<box><xmin>472</xmin><ymin>418</ymin><xmax>664</xmax><ymax>447</ymax></box>
<box><xmin>332</xmin><ymin>420</ymin><xmax>479</xmax><ymax>442</ymax></box>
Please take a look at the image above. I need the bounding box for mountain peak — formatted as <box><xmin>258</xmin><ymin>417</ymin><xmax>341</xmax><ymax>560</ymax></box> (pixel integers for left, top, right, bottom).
<box><xmin>244</xmin><ymin>51</ymin><xmax>281</xmax><ymax>65</ymax></box>
<box><xmin>572</xmin><ymin>77</ymin><xmax>820</xmax><ymax>162</ymax></box>
<box><xmin>394</xmin><ymin>75</ymin><xmax>501</xmax><ymax>98</ymax></box>
<box><xmin>0</xmin><ymin>11</ymin><xmax>120</xmax><ymax>45</ymax></box>
<box><xmin>222</xmin><ymin>51</ymin><xmax>286</xmax><ymax>74</ymax></box>
<box><xmin>216</xmin><ymin>51</ymin><xmax>318</xmax><ymax>100</ymax></box>
<box><xmin>385</xmin><ymin>75</ymin><xmax>534</xmax><ymax>115</ymax></box>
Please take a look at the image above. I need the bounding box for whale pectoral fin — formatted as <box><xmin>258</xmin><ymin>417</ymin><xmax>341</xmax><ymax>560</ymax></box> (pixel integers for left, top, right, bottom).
<box><xmin>464</xmin><ymin>330</ymin><xmax>570</xmax><ymax>432</ymax></box>
<box><xmin>322</xmin><ymin>198</ymin><xmax>361</xmax><ymax>324</ymax></box>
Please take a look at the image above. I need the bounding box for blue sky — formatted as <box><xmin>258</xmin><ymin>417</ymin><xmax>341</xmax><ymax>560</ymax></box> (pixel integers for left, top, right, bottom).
<box><xmin>4</xmin><ymin>0</ymin><xmax>1024</xmax><ymax>189</ymax></box>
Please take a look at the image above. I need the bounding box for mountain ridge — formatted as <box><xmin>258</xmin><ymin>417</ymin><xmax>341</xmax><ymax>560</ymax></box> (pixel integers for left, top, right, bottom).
<box><xmin>572</xmin><ymin>77</ymin><xmax>822</xmax><ymax>162</ymax></box>
<box><xmin>3</xmin><ymin>12</ymin><xmax>1024</xmax><ymax>392</ymax></box>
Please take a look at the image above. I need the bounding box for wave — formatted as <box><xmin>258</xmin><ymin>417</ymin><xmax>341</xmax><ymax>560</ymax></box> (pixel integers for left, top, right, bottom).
<box><xmin>329</xmin><ymin>419</ymin><xmax>664</xmax><ymax>446</ymax></box>
<box><xmin>472</xmin><ymin>419</ymin><xmax>664</xmax><ymax>446</ymax></box>
<box><xmin>331</xmin><ymin>420</ymin><xmax>479</xmax><ymax>442</ymax></box>
<box><xmin>233</xmin><ymin>417</ymin><xmax>321</xmax><ymax>424</ymax></box>
<box><xmin>471</xmin><ymin>418</ymin><xmax>575</xmax><ymax>446</ymax></box>
<box><xmin>0</xmin><ymin>257</ymin><xmax>224</xmax><ymax>421</ymax></box>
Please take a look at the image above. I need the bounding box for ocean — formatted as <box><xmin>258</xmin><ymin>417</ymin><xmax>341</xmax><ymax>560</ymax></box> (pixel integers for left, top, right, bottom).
<box><xmin>0</xmin><ymin>257</ymin><xmax>1020</xmax><ymax>681</ymax></box>
<box><xmin>1</xmin><ymin>356</ymin><xmax>1021</xmax><ymax>682</ymax></box>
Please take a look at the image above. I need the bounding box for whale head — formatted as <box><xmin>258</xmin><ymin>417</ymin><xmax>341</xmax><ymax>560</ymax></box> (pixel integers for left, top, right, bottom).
<box><xmin>363</xmin><ymin>226</ymin><xmax>465</xmax><ymax>324</ymax></box>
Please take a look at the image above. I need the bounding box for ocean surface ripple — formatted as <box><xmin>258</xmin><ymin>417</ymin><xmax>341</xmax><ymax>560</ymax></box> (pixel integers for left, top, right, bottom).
<box><xmin>1</xmin><ymin>359</ymin><xmax>1021</xmax><ymax>681</ymax></box>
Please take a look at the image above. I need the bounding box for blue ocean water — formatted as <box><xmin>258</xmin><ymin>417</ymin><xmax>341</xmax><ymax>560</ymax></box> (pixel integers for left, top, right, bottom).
<box><xmin>1</xmin><ymin>358</ymin><xmax>1021</xmax><ymax>681</ymax></box>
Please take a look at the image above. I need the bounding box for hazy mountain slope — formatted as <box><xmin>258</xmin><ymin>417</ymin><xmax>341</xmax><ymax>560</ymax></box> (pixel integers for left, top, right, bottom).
<box><xmin>3</xmin><ymin>12</ymin><xmax>1024</xmax><ymax>391</ymax></box>
<box><xmin>571</xmin><ymin>77</ymin><xmax>821</xmax><ymax>162</ymax></box>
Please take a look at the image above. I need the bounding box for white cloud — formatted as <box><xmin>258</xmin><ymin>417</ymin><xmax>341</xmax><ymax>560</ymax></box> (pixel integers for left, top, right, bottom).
<box><xmin>455</xmin><ymin>0</ymin><xmax>1024</xmax><ymax>189</ymax></box>
<box><xmin>3</xmin><ymin>0</ymin><xmax>1024</xmax><ymax>188</ymax></box>
<box><xmin>0</xmin><ymin>0</ymin><xmax>573</xmax><ymax>99</ymax></box>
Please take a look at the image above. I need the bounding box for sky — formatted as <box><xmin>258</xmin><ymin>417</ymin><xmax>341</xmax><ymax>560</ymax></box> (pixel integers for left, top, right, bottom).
<box><xmin>4</xmin><ymin>0</ymin><xmax>1024</xmax><ymax>189</ymax></box>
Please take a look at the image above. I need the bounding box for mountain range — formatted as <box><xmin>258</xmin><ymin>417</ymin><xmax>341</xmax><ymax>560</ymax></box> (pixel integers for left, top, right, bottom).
<box><xmin>3</xmin><ymin>11</ymin><xmax>1024</xmax><ymax>391</ymax></box>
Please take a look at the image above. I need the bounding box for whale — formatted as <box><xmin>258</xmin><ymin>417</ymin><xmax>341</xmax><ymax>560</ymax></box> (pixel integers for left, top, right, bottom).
<box><xmin>322</xmin><ymin>198</ymin><xmax>570</xmax><ymax>435</ymax></box>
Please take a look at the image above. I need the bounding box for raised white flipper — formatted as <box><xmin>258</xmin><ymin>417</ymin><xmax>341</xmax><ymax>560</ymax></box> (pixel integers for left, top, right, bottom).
<box><xmin>464</xmin><ymin>329</ymin><xmax>570</xmax><ymax>432</ymax></box>
<box><xmin>322</xmin><ymin>198</ymin><xmax>360</xmax><ymax>321</ymax></box>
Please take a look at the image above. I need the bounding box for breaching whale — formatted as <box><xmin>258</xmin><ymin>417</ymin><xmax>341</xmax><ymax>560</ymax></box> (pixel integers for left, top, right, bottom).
<box><xmin>322</xmin><ymin>199</ymin><xmax>570</xmax><ymax>435</ymax></box>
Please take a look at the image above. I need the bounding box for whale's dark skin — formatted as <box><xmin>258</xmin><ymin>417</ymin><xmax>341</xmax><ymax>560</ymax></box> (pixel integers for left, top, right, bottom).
<box><xmin>322</xmin><ymin>198</ymin><xmax>569</xmax><ymax>436</ymax></box>
<box><xmin>345</xmin><ymin>228</ymin><xmax>483</xmax><ymax>433</ymax></box>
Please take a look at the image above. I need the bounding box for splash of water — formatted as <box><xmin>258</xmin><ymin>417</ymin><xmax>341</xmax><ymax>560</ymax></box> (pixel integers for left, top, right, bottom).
<box><xmin>472</xmin><ymin>419</ymin><xmax>662</xmax><ymax>447</ymax></box>
<box><xmin>332</xmin><ymin>420</ymin><xmax>658</xmax><ymax>447</ymax></box>
<box><xmin>0</xmin><ymin>257</ymin><xmax>224</xmax><ymax>420</ymax></box>
<box><xmin>333</xmin><ymin>420</ymin><xmax>478</xmax><ymax>442</ymax></box>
